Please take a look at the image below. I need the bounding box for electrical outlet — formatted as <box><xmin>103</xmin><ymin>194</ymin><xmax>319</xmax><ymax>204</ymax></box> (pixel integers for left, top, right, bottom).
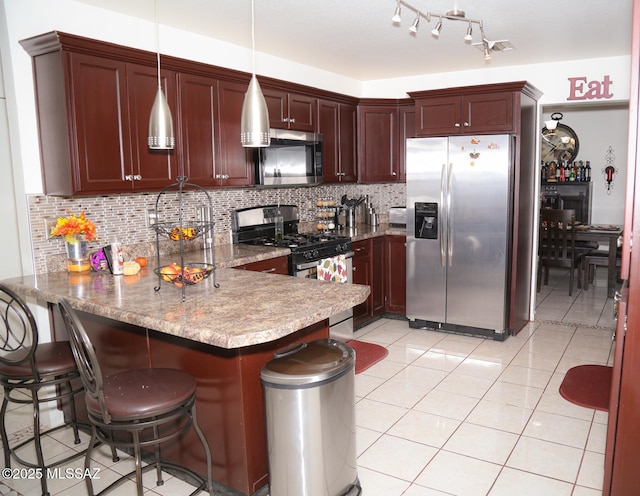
<box><xmin>43</xmin><ymin>217</ymin><xmax>57</xmax><ymax>239</ymax></box>
<box><xmin>146</xmin><ymin>209</ymin><xmax>158</xmax><ymax>227</ymax></box>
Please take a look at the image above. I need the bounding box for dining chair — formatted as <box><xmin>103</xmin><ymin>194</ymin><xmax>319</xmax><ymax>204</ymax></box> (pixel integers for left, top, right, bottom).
<box><xmin>0</xmin><ymin>284</ymin><xmax>86</xmax><ymax>496</ymax></box>
<box><xmin>57</xmin><ymin>298</ymin><xmax>212</xmax><ymax>496</ymax></box>
<box><xmin>538</xmin><ymin>209</ymin><xmax>592</xmax><ymax>296</ymax></box>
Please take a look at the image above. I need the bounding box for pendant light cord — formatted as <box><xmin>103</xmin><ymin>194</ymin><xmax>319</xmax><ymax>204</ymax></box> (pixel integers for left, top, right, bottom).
<box><xmin>251</xmin><ymin>0</ymin><xmax>256</xmax><ymax>75</ymax></box>
<box><xmin>155</xmin><ymin>0</ymin><xmax>161</xmax><ymax>88</ymax></box>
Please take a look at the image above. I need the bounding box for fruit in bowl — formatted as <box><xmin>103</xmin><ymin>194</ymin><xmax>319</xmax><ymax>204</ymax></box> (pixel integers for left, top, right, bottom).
<box><xmin>156</xmin><ymin>263</ymin><xmax>213</xmax><ymax>288</ymax></box>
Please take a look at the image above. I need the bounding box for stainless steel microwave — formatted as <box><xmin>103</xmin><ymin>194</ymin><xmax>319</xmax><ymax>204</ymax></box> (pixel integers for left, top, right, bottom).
<box><xmin>253</xmin><ymin>129</ymin><xmax>323</xmax><ymax>187</ymax></box>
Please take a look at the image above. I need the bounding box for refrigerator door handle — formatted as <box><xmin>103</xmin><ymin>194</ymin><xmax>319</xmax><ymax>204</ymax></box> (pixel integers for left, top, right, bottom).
<box><xmin>447</xmin><ymin>162</ymin><xmax>453</xmax><ymax>266</ymax></box>
<box><xmin>440</xmin><ymin>163</ymin><xmax>446</xmax><ymax>266</ymax></box>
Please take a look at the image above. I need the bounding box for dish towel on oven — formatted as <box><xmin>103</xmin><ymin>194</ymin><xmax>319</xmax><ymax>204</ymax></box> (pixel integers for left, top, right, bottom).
<box><xmin>317</xmin><ymin>255</ymin><xmax>348</xmax><ymax>283</ymax></box>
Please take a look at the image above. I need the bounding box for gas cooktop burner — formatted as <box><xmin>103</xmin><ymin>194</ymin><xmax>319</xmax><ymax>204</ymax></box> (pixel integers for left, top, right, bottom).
<box><xmin>248</xmin><ymin>232</ymin><xmax>349</xmax><ymax>250</ymax></box>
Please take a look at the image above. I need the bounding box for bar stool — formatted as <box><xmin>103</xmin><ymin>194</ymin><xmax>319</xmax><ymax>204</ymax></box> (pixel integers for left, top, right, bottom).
<box><xmin>57</xmin><ymin>298</ymin><xmax>213</xmax><ymax>496</ymax></box>
<box><xmin>0</xmin><ymin>284</ymin><xmax>85</xmax><ymax>496</ymax></box>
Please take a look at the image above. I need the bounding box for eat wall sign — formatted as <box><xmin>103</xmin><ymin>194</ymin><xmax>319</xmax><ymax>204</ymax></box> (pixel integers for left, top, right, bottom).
<box><xmin>567</xmin><ymin>75</ymin><xmax>613</xmax><ymax>101</ymax></box>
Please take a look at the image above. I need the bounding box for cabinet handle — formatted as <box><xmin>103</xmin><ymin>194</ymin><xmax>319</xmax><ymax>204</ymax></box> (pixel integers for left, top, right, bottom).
<box><xmin>454</xmin><ymin>123</ymin><xmax>461</xmax><ymax>127</ymax></box>
<box><xmin>283</xmin><ymin>118</ymin><xmax>290</xmax><ymax>123</ymax></box>
<box><xmin>463</xmin><ymin>122</ymin><xmax>470</xmax><ymax>127</ymax></box>
<box><xmin>290</xmin><ymin>118</ymin><xmax>296</xmax><ymax>123</ymax></box>
<box><xmin>392</xmin><ymin>171</ymin><xmax>397</xmax><ymax>176</ymax></box>
<box><xmin>133</xmin><ymin>175</ymin><xmax>142</xmax><ymax>181</ymax></box>
<box><xmin>124</xmin><ymin>174</ymin><xmax>132</xmax><ymax>181</ymax></box>
<box><xmin>355</xmin><ymin>247</ymin><xmax>366</xmax><ymax>252</ymax></box>
<box><xmin>352</xmin><ymin>266</ymin><xmax>357</xmax><ymax>271</ymax></box>
<box><xmin>261</xmin><ymin>268</ymin><xmax>276</xmax><ymax>273</ymax></box>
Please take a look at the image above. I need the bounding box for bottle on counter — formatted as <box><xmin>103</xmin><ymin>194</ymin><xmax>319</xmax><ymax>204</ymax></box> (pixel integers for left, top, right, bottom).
<box><xmin>585</xmin><ymin>161</ymin><xmax>591</xmax><ymax>181</ymax></box>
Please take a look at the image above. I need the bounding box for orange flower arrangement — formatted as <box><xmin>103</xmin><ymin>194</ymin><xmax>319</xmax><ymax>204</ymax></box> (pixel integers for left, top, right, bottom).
<box><xmin>50</xmin><ymin>211</ymin><xmax>98</xmax><ymax>244</ymax></box>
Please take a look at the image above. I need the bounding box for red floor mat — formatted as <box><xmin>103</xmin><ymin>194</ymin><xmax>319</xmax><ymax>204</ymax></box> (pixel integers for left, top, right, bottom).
<box><xmin>346</xmin><ymin>340</ymin><xmax>388</xmax><ymax>374</ymax></box>
<box><xmin>559</xmin><ymin>364</ymin><xmax>612</xmax><ymax>412</ymax></box>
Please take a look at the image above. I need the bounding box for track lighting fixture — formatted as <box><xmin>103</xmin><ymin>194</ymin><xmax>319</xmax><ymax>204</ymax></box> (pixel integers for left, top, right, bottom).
<box><xmin>431</xmin><ymin>19</ymin><xmax>442</xmax><ymax>37</ymax></box>
<box><xmin>389</xmin><ymin>1</ymin><xmax>514</xmax><ymax>60</ymax></box>
<box><xmin>409</xmin><ymin>14</ymin><xmax>420</xmax><ymax>33</ymax></box>
<box><xmin>464</xmin><ymin>23</ymin><xmax>473</xmax><ymax>41</ymax></box>
<box><xmin>392</xmin><ymin>1</ymin><xmax>402</xmax><ymax>23</ymax></box>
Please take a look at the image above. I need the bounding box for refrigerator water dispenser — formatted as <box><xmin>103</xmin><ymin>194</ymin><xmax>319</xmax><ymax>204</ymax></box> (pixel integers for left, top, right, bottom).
<box><xmin>415</xmin><ymin>202</ymin><xmax>438</xmax><ymax>239</ymax></box>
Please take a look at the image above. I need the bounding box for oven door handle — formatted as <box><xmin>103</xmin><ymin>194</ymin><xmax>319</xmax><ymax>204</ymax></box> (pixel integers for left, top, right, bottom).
<box><xmin>295</xmin><ymin>251</ymin><xmax>354</xmax><ymax>271</ymax></box>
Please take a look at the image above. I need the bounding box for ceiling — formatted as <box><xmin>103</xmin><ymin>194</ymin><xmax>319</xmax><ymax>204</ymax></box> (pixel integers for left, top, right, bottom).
<box><xmin>76</xmin><ymin>0</ymin><xmax>633</xmax><ymax>81</ymax></box>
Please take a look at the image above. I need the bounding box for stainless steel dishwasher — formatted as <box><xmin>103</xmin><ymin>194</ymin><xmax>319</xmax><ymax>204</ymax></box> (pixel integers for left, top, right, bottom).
<box><xmin>261</xmin><ymin>339</ymin><xmax>361</xmax><ymax>496</ymax></box>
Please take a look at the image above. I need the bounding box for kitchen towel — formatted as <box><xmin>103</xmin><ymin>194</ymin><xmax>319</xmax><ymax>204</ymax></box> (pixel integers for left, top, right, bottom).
<box><xmin>317</xmin><ymin>255</ymin><xmax>348</xmax><ymax>283</ymax></box>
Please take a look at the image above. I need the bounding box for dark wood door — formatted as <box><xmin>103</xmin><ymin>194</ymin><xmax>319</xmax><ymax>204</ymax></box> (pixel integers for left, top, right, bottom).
<box><xmin>352</xmin><ymin>240</ymin><xmax>372</xmax><ymax>327</ymax></box>
<box><xmin>371</xmin><ymin>236</ymin><xmax>385</xmax><ymax>317</ymax></box>
<box><xmin>127</xmin><ymin>63</ymin><xmax>178</xmax><ymax>190</ymax></box>
<box><xmin>263</xmin><ymin>88</ymin><xmax>316</xmax><ymax>131</ymax></box>
<box><xmin>358</xmin><ymin>105</ymin><xmax>399</xmax><ymax>182</ymax></box>
<box><xmin>398</xmin><ymin>103</ymin><xmax>416</xmax><ymax>182</ymax></box>
<box><xmin>604</xmin><ymin>1</ymin><xmax>640</xmax><ymax>493</ymax></box>
<box><xmin>464</xmin><ymin>92</ymin><xmax>514</xmax><ymax>133</ymax></box>
<box><xmin>217</xmin><ymin>80</ymin><xmax>253</xmax><ymax>187</ymax></box>
<box><xmin>385</xmin><ymin>235</ymin><xmax>406</xmax><ymax>314</ymax></box>
<box><xmin>318</xmin><ymin>99</ymin><xmax>340</xmax><ymax>182</ymax></box>
<box><xmin>415</xmin><ymin>95</ymin><xmax>462</xmax><ymax>136</ymax></box>
<box><xmin>69</xmin><ymin>53</ymin><xmax>133</xmax><ymax>193</ymax></box>
<box><xmin>338</xmin><ymin>103</ymin><xmax>358</xmax><ymax>182</ymax></box>
<box><xmin>177</xmin><ymin>72</ymin><xmax>217</xmax><ymax>186</ymax></box>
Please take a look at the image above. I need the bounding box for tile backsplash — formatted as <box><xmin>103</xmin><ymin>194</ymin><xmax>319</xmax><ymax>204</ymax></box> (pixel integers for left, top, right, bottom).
<box><xmin>29</xmin><ymin>183</ymin><xmax>405</xmax><ymax>274</ymax></box>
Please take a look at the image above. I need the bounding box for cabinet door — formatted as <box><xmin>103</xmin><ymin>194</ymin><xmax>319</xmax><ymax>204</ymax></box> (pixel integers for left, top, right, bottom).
<box><xmin>358</xmin><ymin>106</ymin><xmax>399</xmax><ymax>182</ymax></box>
<box><xmin>128</xmin><ymin>64</ymin><xmax>178</xmax><ymax>189</ymax></box>
<box><xmin>415</xmin><ymin>96</ymin><xmax>462</xmax><ymax>136</ymax></box>
<box><xmin>263</xmin><ymin>88</ymin><xmax>316</xmax><ymax>131</ymax></box>
<box><xmin>464</xmin><ymin>92</ymin><xmax>514</xmax><ymax>133</ymax></box>
<box><xmin>398</xmin><ymin>104</ymin><xmax>415</xmax><ymax>182</ymax></box>
<box><xmin>288</xmin><ymin>93</ymin><xmax>316</xmax><ymax>131</ymax></box>
<box><xmin>177</xmin><ymin>73</ymin><xmax>218</xmax><ymax>186</ymax></box>
<box><xmin>371</xmin><ymin>236</ymin><xmax>385</xmax><ymax>317</ymax></box>
<box><xmin>385</xmin><ymin>235</ymin><xmax>406</xmax><ymax>314</ymax></box>
<box><xmin>318</xmin><ymin>99</ymin><xmax>340</xmax><ymax>183</ymax></box>
<box><xmin>218</xmin><ymin>80</ymin><xmax>253</xmax><ymax>187</ymax></box>
<box><xmin>338</xmin><ymin>103</ymin><xmax>358</xmax><ymax>182</ymax></box>
<box><xmin>69</xmin><ymin>53</ymin><xmax>133</xmax><ymax>193</ymax></box>
<box><xmin>352</xmin><ymin>240</ymin><xmax>371</xmax><ymax>327</ymax></box>
<box><xmin>235</xmin><ymin>256</ymin><xmax>289</xmax><ymax>275</ymax></box>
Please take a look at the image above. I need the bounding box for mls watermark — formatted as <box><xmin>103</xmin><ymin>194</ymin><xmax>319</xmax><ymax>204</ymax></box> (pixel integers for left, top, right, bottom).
<box><xmin>2</xmin><ymin>467</ymin><xmax>101</xmax><ymax>480</ymax></box>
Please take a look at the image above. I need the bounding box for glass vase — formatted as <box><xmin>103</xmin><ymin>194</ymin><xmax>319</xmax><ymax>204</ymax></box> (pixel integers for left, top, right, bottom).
<box><xmin>65</xmin><ymin>236</ymin><xmax>91</xmax><ymax>273</ymax></box>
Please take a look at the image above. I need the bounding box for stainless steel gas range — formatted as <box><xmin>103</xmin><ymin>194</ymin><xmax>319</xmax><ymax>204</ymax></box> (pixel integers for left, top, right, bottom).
<box><xmin>232</xmin><ymin>205</ymin><xmax>354</xmax><ymax>340</ymax></box>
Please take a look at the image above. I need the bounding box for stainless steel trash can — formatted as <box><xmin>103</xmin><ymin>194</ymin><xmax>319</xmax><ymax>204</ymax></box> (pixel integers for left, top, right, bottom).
<box><xmin>261</xmin><ymin>339</ymin><xmax>360</xmax><ymax>496</ymax></box>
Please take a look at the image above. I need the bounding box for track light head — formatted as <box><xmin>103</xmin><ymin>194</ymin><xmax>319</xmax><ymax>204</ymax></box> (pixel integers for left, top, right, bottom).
<box><xmin>431</xmin><ymin>20</ymin><xmax>442</xmax><ymax>37</ymax></box>
<box><xmin>464</xmin><ymin>24</ymin><xmax>473</xmax><ymax>41</ymax></box>
<box><xmin>409</xmin><ymin>15</ymin><xmax>420</xmax><ymax>33</ymax></box>
<box><xmin>483</xmin><ymin>44</ymin><xmax>492</xmax><ymax>60</ymax></box>
<box><xmin>392</xmin><ymin>2</ymin><xmax>401</xmax><ymax>23</ymax></box>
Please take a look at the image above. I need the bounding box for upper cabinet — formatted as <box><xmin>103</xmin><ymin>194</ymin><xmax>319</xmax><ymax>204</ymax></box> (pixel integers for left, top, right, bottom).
<box><xmin>318</xmin><ymin>99</ymin><xmax>358</xmax><ymax>183</ymax></box>
<box><xmin>410</xmin><ymin>85</ymin><xmax>519</xmax><ymax>137</ymax></box>
<box><xmin>358</xmin><ymin>102</ymin><xmax>399</xmax><ymax>183</ymax></box>
<box><xmin>262</xmin><ymin>87</ymin><xmax>317</xmax><ymax>132</ymax></box>
<box><xmin>20</xmin><ymin>31</ymin><xmax>253</xmax><ymax>196</ymax></box>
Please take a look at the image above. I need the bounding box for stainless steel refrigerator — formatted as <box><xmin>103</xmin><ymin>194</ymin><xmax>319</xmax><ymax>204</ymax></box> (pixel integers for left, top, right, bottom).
<box><xmin>406</xmin><ymin>135</ymin><xmax>516</xmax><ymax>340</ymax></box>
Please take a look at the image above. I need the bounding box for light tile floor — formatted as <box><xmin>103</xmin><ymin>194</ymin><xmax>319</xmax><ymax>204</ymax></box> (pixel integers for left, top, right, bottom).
<box><xmin>0</xmin><ymin>267</ymin><xmax>617</xmax><ymax>496</ymax></box>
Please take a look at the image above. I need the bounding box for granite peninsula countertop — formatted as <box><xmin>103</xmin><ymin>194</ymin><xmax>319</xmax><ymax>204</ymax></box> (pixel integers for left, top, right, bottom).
<box><xmin>1</xmin><ymin>242</ymin><xmax>369</xmax><ymax>350</ymax></box>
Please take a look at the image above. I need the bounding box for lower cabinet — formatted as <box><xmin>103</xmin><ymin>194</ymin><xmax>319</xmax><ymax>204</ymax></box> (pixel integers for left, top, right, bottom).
<box><xmin>353</xmin><ymin>238</ymin><xmax>385</xmax><ymax>328</ymax></box>
<box><xmin>385</xmin><ymin>235</ymin><xmax>407</xmax><ymax>315</ymax></box>
<box><xmin>233</xmin><ymin>256</ymin><xmax>289</xmax><ymax>275</ymax></box>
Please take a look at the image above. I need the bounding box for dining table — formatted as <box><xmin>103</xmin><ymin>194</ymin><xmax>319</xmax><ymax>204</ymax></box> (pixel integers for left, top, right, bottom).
<box><xmin>574</xmin><ymin>225</ymin><xmax>623</xmax><ymax>298</ymax></box>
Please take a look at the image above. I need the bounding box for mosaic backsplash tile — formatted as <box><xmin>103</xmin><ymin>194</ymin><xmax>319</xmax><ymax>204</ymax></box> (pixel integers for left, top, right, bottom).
<box><xmin>29</xmin><ymin>183</ymin><xmax>405</xmax><ymax>274</ymax></box>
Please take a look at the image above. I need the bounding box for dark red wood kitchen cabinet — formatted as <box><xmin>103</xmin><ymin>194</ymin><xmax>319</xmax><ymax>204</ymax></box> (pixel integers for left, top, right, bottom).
<box><xmin>21</xmin><ymin>41</ymin><xmax>179</xmax><ymax>195</ymax></box>
<box><xmin>398</xmin><ymin>101</ymin><xmax>416</xmax><ymax>183</ymax></box>
<box><xmin>51</xmin><ymin>304</ymin><xmax>328</xmax><ymax>496</ymax></box>
<box><xmin>234</xmin><ymin>256</ymin><xmax>289</xmax><ymax>275</ymax></box>
<box><xmin>358</xmin><ymin>103</ymin><xmax>400</xmax><ymax>183</ymax></box>
<box><xmin>318</xmin><ymin>99</ymin><xmax>358</xmax><ymax>183</ymax></box>
<box><xmin>385</xmin><ymin>235</ymin><xmax>406</xmax><ymax>315</ymax></box>
<box><xmin>353</xmin><ymin>238</ymin><xmax>385</xmax><ymax>328</ymax></box>
<box><xmin>410</xmin><ymin>86</ymin><xmax>516</xmax><ymax>137</ymax></box>
<box><xmin>262</xmin><ymin>86</ymin><xmax>316</xmax><ymax>131</ymax></box>
<box><xmin>217</xmin><ymin>80</ymin><xmax>254</xmax><ymax>187</ymax></box>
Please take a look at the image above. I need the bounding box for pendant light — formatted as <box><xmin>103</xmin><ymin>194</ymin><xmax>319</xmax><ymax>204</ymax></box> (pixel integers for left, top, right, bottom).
<box><xmin>240</xmin><ymin>0</ymin><xmax>270</xmax><ymax>147</ymax></box>
<box><xmin>148</xmin><ymin>0</ymin><xmax>175</xmax><ymax>150</ymax></box>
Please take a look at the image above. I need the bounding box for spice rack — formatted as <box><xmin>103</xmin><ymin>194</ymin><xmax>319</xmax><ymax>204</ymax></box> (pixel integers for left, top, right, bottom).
<box><xmin>315</xmin><ymin>198</ymin><xmax>338</xmax><ymax>231</ymax></box>
<box><xmin>152</xmin><ymin>177</ymin><xmax>218</xmax><ymax>301</ymax></box>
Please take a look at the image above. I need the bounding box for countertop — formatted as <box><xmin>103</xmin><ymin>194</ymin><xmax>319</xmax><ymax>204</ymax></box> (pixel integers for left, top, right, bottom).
<box><xmin>0</xmin><ymin>242</ymin><xmax>368</xmax><ymax>350</ymax></box>
<box><xmin>0</xmin><ymin>224</ymin><xmax>405</xmax><ymax>350</ymax></box>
